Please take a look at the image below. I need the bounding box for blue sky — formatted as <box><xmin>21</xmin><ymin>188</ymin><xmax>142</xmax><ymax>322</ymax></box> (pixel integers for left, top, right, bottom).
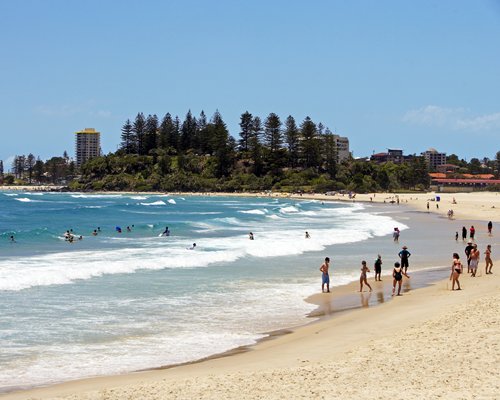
<box><xmin>1</xmin><ymin>0</ymin><xmax>499</xmax><ymax>168</ymax></box>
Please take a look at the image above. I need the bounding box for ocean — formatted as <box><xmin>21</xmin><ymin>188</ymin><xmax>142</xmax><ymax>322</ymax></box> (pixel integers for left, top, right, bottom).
<box><xmin>0</xmin><ymin>192</ymin><xmax>420</xmax><ymax>391</ymax></box>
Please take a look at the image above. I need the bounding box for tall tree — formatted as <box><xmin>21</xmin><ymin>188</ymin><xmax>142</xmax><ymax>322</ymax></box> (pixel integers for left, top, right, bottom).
<box><xmin>144</xmin><ymin>114</ymin><xmax>159</xmax><ymax>154</ymax></box>
<box><xmin>195</xmin><ymin>110</ymin><xmax>208</xmax><ymax>154</ymax></box>
<box><xmin>300</xmin><ymin>116</ymin><xmax>321</xmax><ymax>169</ymax></box>
<box><xmin>133</xmin><ymin>112</ymin><xmax>146</xmax><ymax>155</ymax></box>
<box><xmin>172</xmin><ymin>116</ymin><xmax>181</xmax><ymax>152</ymax></box>
<box><xmin>238</xmin><ymin>111</ymin><xmax>253</xmax><ymax>152</ymax></box>
<box><xmin>120</xmin><ymin>119</ymin><xmax>136</xmax><ymax>154</ymax></box>
<box><xmin>263</xmin><ymin>113</ymin><xmax>282</xmax><ymax>153</ymax></box>
<box><xmin>284</xmin><ymin>115</ymin><xmax>300</xmax><ymax>168</ymax></box>
<box><xmin>322</xmin><ymin>130</ymin><xmax>337</xmax><ymax>177</ymax></box>
<box><xmin>158</xmin><ymin>113</ymin><xmax>175</xmax><ymax>152</ymax></box>
<box><xmin>209</xmin><ymin>110</ymin><xmax>233</xmax><ymax>177</ymax></box>
<box><xmin>0</xmin><ymin>160</ymin><xmax>4</xmax><ymax>183</ymax></box>
<box><xmin>26</xmin><ymin>153</ymin><xmax>36</xmax><ymax>184</ymax></box>
<box><xmin>180</xmin><ymin>110</ymin><xmax>197</xmax><ymax>152</ymax></box>
<box><xmin>34</xmin><ymin>157</ymin><xmax>44</xmax><ymax>183</ymax></box>
<box><xmin>246</xmin><ymin>116</ymin><xmax>263</xmax><ymax>176</ymax></box>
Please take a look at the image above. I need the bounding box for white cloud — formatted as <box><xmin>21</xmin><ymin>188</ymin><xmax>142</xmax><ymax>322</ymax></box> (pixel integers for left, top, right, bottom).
<box><xmin>402</xmin><ymin>105</ymin><xmax>500</xmax><ymax>132</ymax></box>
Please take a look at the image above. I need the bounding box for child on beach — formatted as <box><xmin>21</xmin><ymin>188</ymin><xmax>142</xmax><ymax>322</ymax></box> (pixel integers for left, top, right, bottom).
<box><xmin>392</xmin><ymin>262</ymin><xmax>409</xmax><ymax>296</ymax></box>
<box><xmin>450</xmin><ymin>253</ymin><xmax>463</xmax><ymax>290</ymax></box>
<box><xmin>485</xmin><ymin>245</ymin><xmax>493</xmax><ymax>274</ymax></box>
<box><xmin>359</xmin><ymin>261</ymin><xmax>372</xmax><ymax>292</ymax></box>
<box><xmin>320</xmin><ymin>257</ymin><xmax>330</xmax><ymax>293</ymax></box>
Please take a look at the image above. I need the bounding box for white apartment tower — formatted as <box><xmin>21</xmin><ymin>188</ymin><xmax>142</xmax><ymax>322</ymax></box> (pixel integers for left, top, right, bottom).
<box><xmin>75</xmin><ymin>128</ymin><xmax>101</xmax><ymax>168</ymax></box>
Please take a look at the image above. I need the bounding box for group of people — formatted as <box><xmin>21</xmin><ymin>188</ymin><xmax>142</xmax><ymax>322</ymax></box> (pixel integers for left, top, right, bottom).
<box><xmin>451</xmin><ymin>241</ymin><xmax>494</xmax><ymax>289</ymax></box>
<box><xmin>320</xmin><ymin>245</ymin><xmax>412</xmax><ymax>296</ymax></box>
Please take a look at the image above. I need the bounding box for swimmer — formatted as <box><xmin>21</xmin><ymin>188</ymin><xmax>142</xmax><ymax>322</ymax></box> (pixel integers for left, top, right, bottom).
<box><xmin>162</xmin><ymin>226</ymin><xmax>170</xmax><ymax>236</ymax></box>
<box><xmin>10</xmin><ymin>235</ymin><xmax>15</xmax><ymax>243</ymax></box>
<box><xmin>115</xmin><ymin>226</ymin><xmax>122</xmax><ymax>233</ymax></box>
<box><xmin>92</xmin><ymin>229</ymin><xmax>98</xmax><ymax>236</ymax></box>
<box><xmin>127</xmin><ymin>226</ymin><xmax>131</xmax><ymax>232</ymax></box>
<box><xmin>187</xmin><ymin>243</ymin><xmax>196</xmax><ymax>250</ymax></box>
<box><xmin>249</xmin><ymin>232</ymin><xmax>254</xmax><ymax>240</ymax></box>
<box><xmin>305</xmin><ymin>231</ymin><xmax>310</xmax><ymax>239</ymax></box>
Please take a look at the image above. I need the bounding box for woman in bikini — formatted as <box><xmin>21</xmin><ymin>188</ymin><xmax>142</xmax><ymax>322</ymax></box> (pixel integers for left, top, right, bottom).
<box><xmin>450</xmin><ymin>253</ymin><xmax>463</xmax><ymax>290</ymax></box>
<box><xmin>359</xmin><ymin>260</ymin><xmax>372</xmax><ymax>292</ymax></box>
<box><xmin>485</xmin><ymin>245</ymin><xmax>493</xmax><ymax>274</ymax></box>
<box><xmin>392</xmin><ymin>262</ymin><xmax>409</xmax><ymax>296</ymax></box>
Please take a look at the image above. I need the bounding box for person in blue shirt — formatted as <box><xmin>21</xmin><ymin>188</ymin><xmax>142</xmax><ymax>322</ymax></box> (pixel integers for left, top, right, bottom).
<box><xmin>398</xmin><ymin>246</ymin><xmax>411</xmax><ymax>274</ymax></box>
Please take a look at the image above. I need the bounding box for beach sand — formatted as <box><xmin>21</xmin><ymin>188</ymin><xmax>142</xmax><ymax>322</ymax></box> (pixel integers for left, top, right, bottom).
<box><xmin>1</xmin><ymin>191</ymin><xmax>499</xmax><ymax>399</ymax></box>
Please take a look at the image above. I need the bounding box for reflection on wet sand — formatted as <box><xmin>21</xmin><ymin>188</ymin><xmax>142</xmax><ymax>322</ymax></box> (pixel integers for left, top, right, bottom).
<box><xmin>307</xmin><ymin>267</ymin><xmax>449</xmax><ymax>318</ymax></box>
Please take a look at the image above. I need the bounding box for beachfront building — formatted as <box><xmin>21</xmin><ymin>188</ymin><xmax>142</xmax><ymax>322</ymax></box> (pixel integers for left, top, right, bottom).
<box><xmin>370</xmin><ymin>149</ymin><xmax>404</xmax><ymax>164</ymax></box>
<box><xmin>333</xmin><ymin>134</ymin><xmax>350</xmax><ymax>163</ymax></box>
<box><xmin>422</xmin><ymin>148</ymin><xmax>446</xmax><ymax>171</ymax></box>
<box><xmin>75</xmin><ymin>128</ymin><xmax>101</xmax><ymax>168</ymax></box>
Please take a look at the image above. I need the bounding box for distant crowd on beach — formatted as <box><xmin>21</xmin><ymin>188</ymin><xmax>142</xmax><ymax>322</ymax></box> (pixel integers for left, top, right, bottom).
<box><xmin>319</xmin><ymin>220</ymin><xmax>494</xmax><ymax>297</ymax></box>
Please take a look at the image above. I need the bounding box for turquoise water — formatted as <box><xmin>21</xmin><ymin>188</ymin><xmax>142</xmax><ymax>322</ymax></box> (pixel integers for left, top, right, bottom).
<box><xmin>0</xmin><ymin>192</ymin><xmax>407</xmax><ymax>391</ymax></box>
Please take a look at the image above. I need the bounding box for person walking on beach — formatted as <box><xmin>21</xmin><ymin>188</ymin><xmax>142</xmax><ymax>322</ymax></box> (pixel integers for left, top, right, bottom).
<box><xmin>470</xmin><ymin>225</ymin><xmax>475</xmax><ymax>240</ymax></box>
<box><xmin>462</xmin><ymin>226</ymin><xmax>467</xmax><ymax>241</ymax></box>
<box><xmin>465</xmin><ymin>241</ymin><xmax>474</xmax><ymax>273</ymax></box>
<box><xmin>392</xmin><ymin>262</ymin><xmax>409</xmax><ymax>296</ymax></box>
<box><xmin>320</xmin><ymin>257</ymin><xmax>330</xmax><ymax>293</ymax></box>
<box><xmin>450</xmin><ymin>253</ymin><xmax>463</xmax><ymax>291</ymax></box>
<box><xmin>359</xmin><ymin>261</ymin><xmax>372</xmax><ymax>292</ymax></box>
<box><xmin>455</xmin><ymin>232</ymin><xmax>459</xmax><ymax>241</ymax></box>
<box><xmin>398</xmin><ymin>246</ymin><xmax>411</xmax><ymax>275</ymax></box>
<box><xmin>487</xmin><ymin>221</ymin><xmax>493</xmax><ymax>236</ymax></box>
<box><xmin>374</xmin><ymin>254</ymin><xmax>382</xmax><ymax>281</ymax></box>
<box><xmin>485</xmin><ymin>245</ymin><xmax>493</xmax><ymax>274</ymax></box>
<box><xmin>469</xmin><ymin>244</ymin><xmax>480</xmax><ymax>277</ymax></box>
<box><xmin>427</xmin><ymin>202</ymin><xmax>430</xmax><ymax>211</ymax></box>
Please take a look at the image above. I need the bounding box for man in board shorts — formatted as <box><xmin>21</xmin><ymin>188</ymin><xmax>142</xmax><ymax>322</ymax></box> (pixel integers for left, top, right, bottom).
<box><xmin>319</xmin><ymin>257</ymin><xmax>330</xmax><ymax>293</ymax></box>
<box><xmin>398</xmin><ymin>246</ymin><xmax>411</xmax><ymax>274</ymax></box>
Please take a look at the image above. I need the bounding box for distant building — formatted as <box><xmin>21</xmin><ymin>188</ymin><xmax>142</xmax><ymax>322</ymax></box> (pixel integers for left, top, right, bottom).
<box><xmin>75</xmin><ymin>128</ymin><xmax>101</xmax><ymax>168</ymax></box>
<box><xmin>333</xmin><ymin>135</ymin><xmax>350</xmax><ymax>163</ymax></box>
<box><xmin>370</xmin><ymin>149</ymin><xmax>404</xmax><ymax>164</ymax></box>
<box><xmin>422</xmin><ymin>148</ymin><xmax>446</xmax><ymax>171</ymax></box>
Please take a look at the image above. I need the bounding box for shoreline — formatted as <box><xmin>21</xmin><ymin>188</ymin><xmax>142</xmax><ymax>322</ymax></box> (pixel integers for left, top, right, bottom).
<box><xmin>1</xmin><ymin>191</ymin><xmax>499</xmax><ymax>399</ymax></box>
<box><xmin>2</xmin><ymin>185</ymin><xmax>498</xmax><ymax>222</ymax></box>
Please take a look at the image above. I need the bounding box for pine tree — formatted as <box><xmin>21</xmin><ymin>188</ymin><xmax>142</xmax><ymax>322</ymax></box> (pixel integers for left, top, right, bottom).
<box><xmin>0</xmin><ymin>160</ymin><xmax>4</xmax><ymax>183</ymax></box>
<box><xmin>209</xmin><ymin>110</ymin><xmax>233</xmax><ymax>177</ymax></box>
<box><xmin>158</xmin><ymin>113</ymin><xmax>175</xmax><ymax>152</ymax></box>
<box><xmin>180</xmin><ymin>110</ymin><xmax>197</xmax><ymax>152</ymax></box>
<box><xmin>249</xmin><ymin>116</ymin><xmax>264</xmax><ymax>176</ymax></box>
<box><xmin>322</xmin><ymin>130</ymin><xmax>337</xmax><ymax>177</ymax></box>
<box><xmin>34</xmin><ymin>158</ymin><xmax>44</xmax><ymax>183</ymax></box>
<box><xmin>172</xmin><ymin>116</ymin><xmax>181</xmax><ymax>153</ymax></box>
<box><xmin>195</xmin><ymin>110</ymin><xmax>208</xmax><ymax>154</ymax></box>
<box><xmin>144</xmin><ymin>114</ymin><xmax>159</xmax><ymax>154</ymax></box>
<box><xmin>300</xmin><ymin>117</ymin><xmax>321</xmax><ymax>169</ymax></box>
<box><xmin>120</xmin><ymin>119</ymin><xmax>136</xmax><ymax>154</ymax></box>
<box><xmin>26</xmin><ymin>153</ymin><xmax>36</xmax><ymax>184</ymax></box>
<box><xmin>133</xmin><ymin>113</ymin><xmax>146</xmax><ymax>155</ymax></box>
<box><xmin>263</xmin><ymin>113</ymin><xmax>282</xmax><ymax>153</ymax></box>
<box><xmin>238</xmin><ymin>111</ymin><xmax>253</xmax><ymax>152</ymax></box>
<box><xmin>284</xmin><ymin>115</ymin><xmax>300</xmax><ymax>168</ymax></box>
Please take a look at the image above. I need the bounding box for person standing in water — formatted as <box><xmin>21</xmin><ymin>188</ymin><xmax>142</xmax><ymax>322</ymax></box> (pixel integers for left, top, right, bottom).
<box><xmin>392</xmin><ymin>262</ymin><xmax>409</xmax><ymax>296</ymax></box>
<box><xmin>462</xmin><ymin>226</ymin><xmax>467</xmax><ymax>241</ymax></box>
<box><xmin>320</xmin><ymin>257</ymin><xmax>330</xmax><ymax>293</ymax></box>
<box><xmin>485</xmin><ymin>245</ymin><xmax>493</xmax><ymax>274</ymax></box>
<box><xmin>398</xmin><ymin>246</ymin><xmax>411</xmax><ymax>275</ymax></box>
<box><xmin>374</xmin><ymin>254</ymin><xmax>382</xmax><ymax>281</ymax></box>
<box><xmin>487</xmin><ymin>221</ymin><xmax>493</xmax><ymax>236</ymax></box>
<box><xmin>450</xmin><ymin>253</ymin><xmax>463</xmax><ymax>291</ymax></box>
<box><xmin>359</xmin><ymin>261</ymin><xmax>372</xmax><ymax>292</ymax></box>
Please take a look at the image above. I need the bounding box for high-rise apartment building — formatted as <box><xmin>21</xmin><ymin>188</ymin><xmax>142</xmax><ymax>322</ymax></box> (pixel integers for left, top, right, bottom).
<box><xmin>333</xmin><ymin>135</ymin><xmax>350</xmax><ymax>163</ymax></box>
<box><xmin>422</xmin><ymin>148</ymin><xmax>446</xmax><ymax>171</ymax></box>
<box><xmin>75</xmin><ymin>128</ymin><xmax>101</xmax><ymax>168</ymax></box>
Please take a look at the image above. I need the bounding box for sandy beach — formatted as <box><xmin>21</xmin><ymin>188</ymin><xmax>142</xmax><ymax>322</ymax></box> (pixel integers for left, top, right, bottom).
<box><xmin>1</xmin><ymin>190</ymin><xmax>499</xmax><ymax>399</ymax></box>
